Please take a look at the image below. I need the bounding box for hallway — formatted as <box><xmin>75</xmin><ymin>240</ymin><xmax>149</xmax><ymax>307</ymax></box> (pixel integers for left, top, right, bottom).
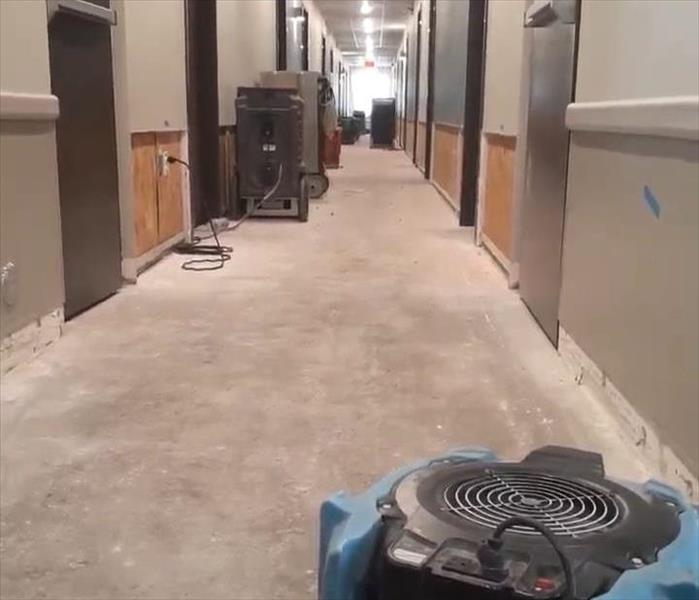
<box><xmin>1</xmin><ymin>143</ymin><xmax>650</xmax><ymax>599</ymax></box>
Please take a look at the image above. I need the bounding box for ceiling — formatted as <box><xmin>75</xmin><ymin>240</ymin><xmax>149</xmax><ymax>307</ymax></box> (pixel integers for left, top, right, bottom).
<box><xmin>314</xmin><ymin>0</ymin><xmax>413</xmax><ymax>66</ymax></box>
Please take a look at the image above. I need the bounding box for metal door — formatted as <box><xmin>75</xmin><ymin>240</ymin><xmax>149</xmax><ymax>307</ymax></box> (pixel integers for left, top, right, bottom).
<box><xmin>48</xmin><ymin>0</ymin><xmax>122</xmax><ymax>318</ymax></box>
<box><xmin>519</xmin><ymin>0</ymin><xmax>578</xmax><ymax>345</ymax></box>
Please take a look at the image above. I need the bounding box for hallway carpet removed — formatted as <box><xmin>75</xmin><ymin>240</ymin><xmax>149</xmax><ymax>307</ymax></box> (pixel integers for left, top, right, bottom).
<box><xmin>1</xmin><ymin>142</ymin><xmax>650</xmax><ymax>599</ymax></box>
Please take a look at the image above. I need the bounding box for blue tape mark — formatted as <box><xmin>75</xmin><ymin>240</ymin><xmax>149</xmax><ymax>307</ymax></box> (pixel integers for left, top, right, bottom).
<box><xmin>643</xmin><ymin>185</ymin><xmax>661</xmax><ymax>218</ymax></box>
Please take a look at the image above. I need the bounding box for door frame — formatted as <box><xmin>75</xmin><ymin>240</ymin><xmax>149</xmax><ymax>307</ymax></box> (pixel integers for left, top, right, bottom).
<box><xmin>402</xmin><ymin>39</ymin><xmax>409</xmax><ymax>149</ymax></box>
<box><xmin>302</xmin><ymin>7</ymin><xmax>309</xmax><ymax>70</ymax></box>
<box><xmin>276</xmin><ymin>0</ymin><xmax>287</xmax><ymax>70</ymax></box>
<box><xmin>458</xmin><ymin>0</ymin><xmax>487</xmax><ymax>227</ymax></box>
<box><xmin>184</xmin><ymin>0</ymin><xmax>221</xmax><ymax>224</ymax></box>
<box><xmin>412</xmin><ymin>7</ymin><xmax>422</xmax><ymax>165</ymax></box>
<box><xmin>423</xmin><ymin>0</ymin><xmax>437</xmax><ymax>179</ymax></box>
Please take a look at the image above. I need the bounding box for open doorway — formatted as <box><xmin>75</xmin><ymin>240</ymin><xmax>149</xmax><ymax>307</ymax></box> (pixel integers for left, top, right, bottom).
<box><xmin>185</xmin><ymin>0</ymin><xmax>221</xmax><ymax>224</ymax></box>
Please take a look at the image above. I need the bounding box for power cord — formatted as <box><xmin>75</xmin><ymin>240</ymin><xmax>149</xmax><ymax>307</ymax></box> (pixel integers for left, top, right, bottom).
<box><xmin>166</xmin><ymin>156</ymin><xmax>282</xmax><ymax>271</ymax></box>
<box><xmin>477</xmin><ymin>516</ymin><xmax>575</xmax><ymax>600</ymax></box>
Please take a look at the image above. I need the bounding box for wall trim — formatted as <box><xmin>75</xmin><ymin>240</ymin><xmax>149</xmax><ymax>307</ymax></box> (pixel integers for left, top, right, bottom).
<box><xmin>558</xmin><ymin>327</ymin><xmax>698</xmax><ymax>501</ymax></box>
<box><xmin>134</xmin><ymin>231</ymin><xmax>185</xmax><ymax>274</ymax></box>
<box><xmin>433</xmin><ymin>121</ymin><xmax>462</xmax><ymax>133</ymax></box>
<box><xmin>430</xmin><ymin>179</ymin><xmax>459</xmax><ymax>214</ymax></box>
<box><xmin>0</xmin><ymin>91</ymin><xmax>60</xmax><ymax>121</ymax></box>
<box><xmin>566</xmin><ymin>95</ymin><xmax>699</xmax><ymax>141</ymax></box>
<box><xmin>1</xmin><ymin>308</ymin><xmax>63</xmax><ymax>374</ymax></box>
<box><xmin>481</xmin><ymin>232</ymin><xmax>511</xmax><ymax>275</ymax></box>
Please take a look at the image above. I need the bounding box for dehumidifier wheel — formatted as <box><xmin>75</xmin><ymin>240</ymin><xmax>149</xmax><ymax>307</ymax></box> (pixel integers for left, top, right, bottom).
<box><xmin>298</xmin><ymin>176</ymin><xmax>309</xmax><ymax>222</ymax></box>
<box><xmin>307</xmin><ymin>173</ymin><xmax>329</xmax><ymax>199</ymax></box>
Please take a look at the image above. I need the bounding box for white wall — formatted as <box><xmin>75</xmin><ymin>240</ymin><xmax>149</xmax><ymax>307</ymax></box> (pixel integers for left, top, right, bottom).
<box><xmin>0</xmin><ymin>0</ymin><xmax>51</xmax><ymax>94</ymax></box>
<box><xmin>482</xmin><ymin>0</ymin><xmax>525</xmax><ymax>135</ymax></box>
<box><xmin>0</xmin><ymin>0</ymin><xmax>64</xmax><ymax>338</ymax></box>
<box><xmin>303</xmin><ymin>0</ymin><xmax>325</xmax><ymax>72</ymax></box>
<box><xmin>123</xmin><ymin>0</ymin><xmax>187</xmax><ymax>132</ymax></box>
<box><xmin>217</xmin><ymin>0</ymin><xmax>277</xmax><ymax>125</ymax></box>
<box><xmin>575</xmin><ymin>0</ymin><xmax>699</xmax><ymax>102</ymax></box>
<box><xmin>560</xmin><ymin>0</ymin><xmax>699</xmax><ymax>478</ymax></box>
<box><xmin>416</xmin><ymin>0</ymin><xmax>429</xmax><ymax>123</ymax></box>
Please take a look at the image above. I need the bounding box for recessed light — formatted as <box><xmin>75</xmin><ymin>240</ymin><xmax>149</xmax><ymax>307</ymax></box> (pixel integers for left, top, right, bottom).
<box><xmin>360</xmin><ymin>1</ymin><xmax>373</xmax><ymax>16</ymax></box>
<box><xmin>362</xmin><ymin>18</ymin><xmax>373</xmax><ymax>33</ymax></box>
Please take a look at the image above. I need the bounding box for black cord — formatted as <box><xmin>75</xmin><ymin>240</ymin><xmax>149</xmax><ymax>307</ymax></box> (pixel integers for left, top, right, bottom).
<box><xmin>166</xmin><ymin>156</ymin><xmax>282</xmax><ymax>271</ymax></box>
<box><xmin>488</xmin><ymin>516</ymin><xmax>575</xmax><ymax>600</ymax></box>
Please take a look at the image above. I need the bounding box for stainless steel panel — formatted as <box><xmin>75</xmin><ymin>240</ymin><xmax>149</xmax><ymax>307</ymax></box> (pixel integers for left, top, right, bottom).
<box><xmin>48</xmin><ymin>5</ymin><xmax>122</xmax><ymax>317</ymax></box>
<box><xmin>48</xmin><ymin>0</ymin><xmax>116</xmax><ymax>25</ymax></box>
<box><xmin>518</xmin><ymin>17</ymin><xmax>576</xmax><ymax>344</ymax></box>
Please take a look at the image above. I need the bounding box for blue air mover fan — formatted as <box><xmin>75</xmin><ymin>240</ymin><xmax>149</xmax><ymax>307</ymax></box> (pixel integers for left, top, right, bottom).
<box><xmin>318</xmin><ymin>446</ymin><xmax>699</xmax><ymax>600</ymax></box>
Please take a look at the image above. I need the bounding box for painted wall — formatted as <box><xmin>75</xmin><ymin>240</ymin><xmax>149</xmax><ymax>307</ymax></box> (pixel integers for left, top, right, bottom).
<box><xmin>482</xmin><ymin>0</ymin><xmax>525</xmax><ymax>136</ymax></box>
<box><xmin>217</xmin><ymin>0</ymin><xmax>276</xmax><ymax>126</ymax></box>
<box><xmin>433</xmin><ymin>0</ymin><xmax>468</xmax><ymax>126</ymax></box>
<box><xmin>122</xmin><ymin>0</ymin><xmax>187</xmax><ymax>132</ymax></box>
<box><xmin>303</xmin><ymin>0</ymin><xmax>325</xmax><ymax>73</ymax></box>
<box><xmin>0</xmin><ymin>0</ymin><xmax>64</xmax><ymax>338</ymax></box>
<box><xmin>560</xmin><ymin>0</ymin><xmax>699</xmax><ymax>475</ymax></box>
<box><xmin>478</xmin><ymin>0</ymin><xmax>526</xmax><ymax>268</ymax></box>
<box><xmin>286</xmin><ymin>0</ymin><xmax>305</xmax><ymax>72</ymax></box>
<box><xmin>405</xmin><ymin>16</ymin><xmax>417</xmax><ymax>124</ymax></box>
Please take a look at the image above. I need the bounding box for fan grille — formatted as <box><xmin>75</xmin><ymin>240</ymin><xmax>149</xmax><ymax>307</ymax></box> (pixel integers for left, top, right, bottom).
<box><xmin>442</xmin><ymin>470</ymin><xmax>624</xmax><ymax>537</ymax></box>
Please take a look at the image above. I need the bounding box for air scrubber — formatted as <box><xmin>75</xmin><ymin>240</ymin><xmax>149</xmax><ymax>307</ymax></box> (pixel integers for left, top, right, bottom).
<box><xmin>235</xmin><ymin>86</ymin><xmax>308</xmax><ymax>221</ymax></box>
<box><xmin>318</xmin><ymin>446</ymin><xmax>699</xmax><ymax>600</ymax></box>
<box><xmin>260</xmin><ymin>71</ymin><xmax>330</xmax><ymax>199</ymax></box>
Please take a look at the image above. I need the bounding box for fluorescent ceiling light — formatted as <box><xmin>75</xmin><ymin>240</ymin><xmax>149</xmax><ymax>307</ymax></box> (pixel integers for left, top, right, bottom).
<box><xmin>360</xmin><ymin>1</ymin><xmax>373</xmax><ymax>15</ymax></box>
<box><xmin>365</xmin><ymin>36</ymin><xmax>374</xmax><ymax>50</ymax></box>
<box><xmin>362</xmin><ymin>18</ymin><xmax>373</xmax><ymax>33</ymax></box>
<box><xmin>383</xmin><ymin>23</ymin><xmax>407</xmax><ymax>31</ymax></box>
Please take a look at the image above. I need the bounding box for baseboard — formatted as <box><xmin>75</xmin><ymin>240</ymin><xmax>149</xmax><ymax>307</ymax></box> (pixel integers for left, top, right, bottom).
<box><xmin>134</xmin><ymin>232</ymin><xmax>185</xmax><ymax>275</ymax></box>
<box><xmin>480</xmin><ymin>232</ymin><xmax>512</xmax><ymax>275</ymax></box>
<box><xmin>1</xmin><ymin>308</ymin><xmax>64</xmax><ymax>374</ymax></box>
<box><xmin>558</xmin><ymin>327</ymin><xmax>698</xmax><ymax>501</ymax></box>
<box><xmin>430</xmin><ymin>179</ymin><xmax>459</xmax><ymax>214</ymax></box>
<box><xmin>507</xmin><ymin>261</ymin><xmax>520</xmax><ymax>290</ymax></box>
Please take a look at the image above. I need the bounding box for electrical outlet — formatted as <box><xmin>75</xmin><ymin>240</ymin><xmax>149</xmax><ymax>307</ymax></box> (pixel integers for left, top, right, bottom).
<box><xmin>157</xmin><ymin>149</ymin><xmax>170</xmax><ymax>176</ymax></box>
<box><xmin>1</xmin><ymin>261</ymin><xmax>18</xmax><ymax>307</ymax></box>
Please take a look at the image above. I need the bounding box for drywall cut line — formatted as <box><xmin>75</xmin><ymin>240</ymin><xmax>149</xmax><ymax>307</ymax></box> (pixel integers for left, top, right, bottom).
<box><xmin>1</xmin><ymin>308</ymin><xmax>63</xmax><ymax>374</ymax></box>
<box><xmin>566</xmin><ymin>96</ymin><xmax>699</xmax><ymax>141</ymax></box>
<box><xmin>558</xmin><ymin>327</ymin><xmax>698</xmax><ymax>501</ymax></box>
<box><xmin>0</xmin><ymin>92</ymin><xmax>60</xmax><ymax>121</ymax></box>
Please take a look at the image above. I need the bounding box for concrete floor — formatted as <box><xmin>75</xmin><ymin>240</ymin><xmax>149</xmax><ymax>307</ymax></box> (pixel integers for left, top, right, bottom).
<box><xmin>1</xmin><ymin>141</ymin><xmax>651</xmax><ymax>599</ymax></box>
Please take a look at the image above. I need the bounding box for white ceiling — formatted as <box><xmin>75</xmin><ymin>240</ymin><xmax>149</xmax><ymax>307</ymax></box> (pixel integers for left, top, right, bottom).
<box><xmin>314</xmin><ymin>0</ymin><xmax>413</xmax><ymax>65</ymax></box>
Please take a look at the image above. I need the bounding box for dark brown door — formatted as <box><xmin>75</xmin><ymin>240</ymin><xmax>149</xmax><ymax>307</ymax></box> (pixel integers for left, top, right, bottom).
<box><xmin>412</xmin><ymin>8</ymin><xmax>422</xmax><ymax>164</ymax></box>
<box><xmin>185</xmin><ymin>0</ymin><xmax>220</xmax><ymax>222</ymax></box>
<box><xmin>48</xmin><ymin>0</ymin><xmax>122</xmax><ymax>318</ymax></box>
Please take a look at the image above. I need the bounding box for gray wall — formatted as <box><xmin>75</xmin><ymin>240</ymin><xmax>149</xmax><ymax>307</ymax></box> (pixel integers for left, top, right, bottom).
<box><xmin>123</xmin><ymin>0</ymin><xmax>187</xmax><ymax>132</ymax></box>
<box><xmin>0</xmin><ymin>0</ymin><xmax>65</xmax><ymax>338</ymax></box>
<box><xmin>286</xmin><ymin>0</ymin><xmax>305</xmax><ymax>72</ymax></box>
<box><xmin>405</xmin><ymin>15</ymin><xmax>417</xmax><ymax>121</ymax></box>
<box><xmin>433</xmin><ymin>0</ymin><xmax>469</xmax><ymax>126</ymax></box>
<box><xmin>482</xmin><ymin>0</ymin><xmax>525</xmax><ymax>135</ymax></box>
<box><xmin>218</xmin><ymin>0</ymin><xmax>276</xmax><ymax>125</ymax></box>
<box><xmin>560</xmin><ymin>0</ymin><xmax>699</xmax><ymax>474</ymax></box>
